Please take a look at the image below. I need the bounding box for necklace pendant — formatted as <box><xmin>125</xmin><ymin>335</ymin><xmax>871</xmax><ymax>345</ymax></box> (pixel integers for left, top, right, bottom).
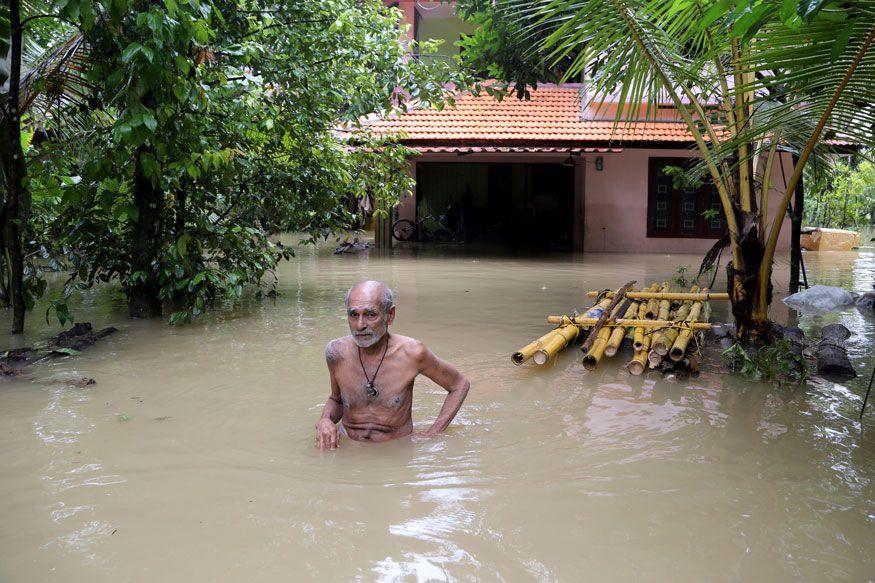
<box><xmin>366</xmin><ymin>382</ymin><xmax>378</xmax><ymax>397</ymax></box>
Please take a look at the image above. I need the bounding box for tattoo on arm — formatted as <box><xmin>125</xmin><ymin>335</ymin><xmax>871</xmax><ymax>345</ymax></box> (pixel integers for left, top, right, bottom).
<box><xmin>325</xmin><ymin>340</ymin><xmax>341</xmax><ymax>365</ymax></box>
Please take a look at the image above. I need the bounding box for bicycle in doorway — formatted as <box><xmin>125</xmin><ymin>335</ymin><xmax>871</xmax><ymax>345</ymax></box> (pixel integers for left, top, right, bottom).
<box><xmin>392</xmin><ymin>214</ymin><xmax>455</xmax><ymax>243</ymax></box>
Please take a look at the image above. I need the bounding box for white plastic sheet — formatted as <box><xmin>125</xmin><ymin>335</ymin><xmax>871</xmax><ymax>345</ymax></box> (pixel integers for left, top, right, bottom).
<box><xmin>782</xmin><ymin>285</ymin><xmax>860</xmax><ymax>314</ymax></box>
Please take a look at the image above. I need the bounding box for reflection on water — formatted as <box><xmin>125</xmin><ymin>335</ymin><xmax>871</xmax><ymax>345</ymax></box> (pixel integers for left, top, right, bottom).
<box><xmin>0</xmin><ymin>238</ymin><xmax>873</xmax><ymax>581</ymax></box>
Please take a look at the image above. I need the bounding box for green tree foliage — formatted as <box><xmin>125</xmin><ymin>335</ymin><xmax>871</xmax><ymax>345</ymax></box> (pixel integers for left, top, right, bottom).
<box><xmin>12</xmin><ymin>0</ymin><xmax>457</xmax><ymax>326</ymax></box>
<box><xmin>804</xmin><ymin>157</ymin><xmax>875</xmax><ymax>228</ymax></box>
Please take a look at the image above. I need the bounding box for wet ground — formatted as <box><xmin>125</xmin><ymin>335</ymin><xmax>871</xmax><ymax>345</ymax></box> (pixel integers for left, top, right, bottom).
<box><xmin>0</xmin><ymin>236</ymin><xmax>873</xmax><ymax>581</ymax></box>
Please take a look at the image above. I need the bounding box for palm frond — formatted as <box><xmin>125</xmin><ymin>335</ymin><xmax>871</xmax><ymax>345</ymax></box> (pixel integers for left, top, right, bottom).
<box><xmin>15</xmin><ymin>32</ymin><xmax>98</xmax><ymax>140</ymax></box>
<box><xmin>731</xmin><ymin>13</ymin><xmax>875</xmax><ymax>151</ymax></box>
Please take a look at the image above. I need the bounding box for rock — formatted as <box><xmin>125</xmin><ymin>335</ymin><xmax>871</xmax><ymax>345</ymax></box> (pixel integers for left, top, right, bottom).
<box><xmin>710</xmin><ymin>323</ymin><xmax>736</xmax><ymax>352</ymax></box>
<box><xmin>820</xmin><ymin>323</ymin><xmax>851</xmax><ymax>343</ymax></box>
<box><xmin>816</xmin><ymin>324</ymin><xmax>856</xmax><ymax>380</ymax></box>
<box><xmin>781</xmin><ymin>326</ymin><xmax>806</xmax><ymax>343</ymax></box>
<box><xmin>857</xmin><ymin>291</ymin><xmax>875</xmax><ymax>312</ymax></box>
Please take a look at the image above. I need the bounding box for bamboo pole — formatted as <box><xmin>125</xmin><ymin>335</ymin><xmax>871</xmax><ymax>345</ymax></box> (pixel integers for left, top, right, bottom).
<box><xmin>636</xmin><ymin>294</ymin><xmax>649</xmax><ymax>319</ymax></box>
<box><xmin>652</xmin><ymin>304</ymin><xmax>692</xmax><ymax>355</ymax></box>
<box><xmin>632</xmin><ymin>296</ymin><xmax>648</xmax><ymax>350</ymax></box>
<box><xmin>670</xmin><ymin>300</ymin><xmax>712</xmax><ymax>362</ymax></box>
<box><xmin>648</xmin><ymin>287</ymin><xmax>675</xmax><ymax>355</ymax></box>
<box><xmin>514</xmin><ymin>289</ymin><xmax>610</xmax><ymax>365</ymax></box>
<box><xmin>648</xmin><ymin>347</ymin><xmax>664</xmax><ymax>369</ymax></box>
<box><xmin>533</xmin><ymin>325</ymin><xmax>580</xmax><ymax>365</ymax></box>
<box><xmin>547</xmin><ymin>316</ymin><xmax>712</xmax><ymax>330</ymax></box>
<box><xmin>653</xmin><ymin>287</ymin><xmax>701</xmax><ymax>356</ymax></box>
<box><xmin>605</xmin><ymin>300</ymin><xmax>641</xmax><ymax>357</ymax></box>
<box><xmin>582</xmin><ymin>295</ymin><xmax>614</xmax><ymax>319</ymax></box>
<box><xmin>669</xmin><ymin>294</ymin><xmax>708</xmax><ymax>362</ymax></box>
<box><xmin>582</xmin><ymin>326</ymin><xmax>613</xmax><ymax>370</ymax></box>
<box><xmin>512</xmin><ymin>327</ymin><xmax>567</xmax><ymax>365</ymax></box>
<box><xmin>586</xmin><ymin>291</ymin><xmax>728</xmax><ymax>302</ymax></box>
<box><xmin>644</xmin><ymin>281</ymin><xmax>671</xmax><ymax>320</ymax></box>
<box><xmin>627</xmin><ymin>328</ymin><xmax>652</xmax><ymax>376</ymax></box>
<box><xmin>580</xmin><ymin>280</ymin><xmax>636</xmax><ymax>353</ymax></box>
<box><xmin>582</xmin><ymin>299</ymin><xmax>628</xmax><ymax>370</ymax></box>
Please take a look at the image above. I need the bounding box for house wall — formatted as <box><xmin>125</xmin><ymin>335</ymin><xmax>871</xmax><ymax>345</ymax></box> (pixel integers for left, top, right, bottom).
<box><xmin>417</xmin><ymin>16</ymin><xmax>475</xmax><ymax>58</ymax></box>
<box><xmin>584</xmin><ymin>148</ymin><xmax>792</xmax><ymax>253</ymax></box>
<box><xmin>399</xmin><ymin>150</ymin><xmax>792</xmax><ymax>254</ymax></box>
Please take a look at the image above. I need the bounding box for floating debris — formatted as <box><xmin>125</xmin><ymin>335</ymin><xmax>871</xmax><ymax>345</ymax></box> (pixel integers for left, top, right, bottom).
<box><xmin>0</xmin><ymin>322</ymin><xmax>117</xmax><ymax>376</ymax></box>
<box><xmin>334</xmin><ymin>238</ymin><xmax>371</xmax><ymax>254</ymax></box>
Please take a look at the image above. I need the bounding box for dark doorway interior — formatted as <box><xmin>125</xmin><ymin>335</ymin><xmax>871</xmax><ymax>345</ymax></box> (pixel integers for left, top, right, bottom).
<box><xmin>416</xmin><ymin>162</ymin><xmax>574</xmax><ymax>250</ymax></box>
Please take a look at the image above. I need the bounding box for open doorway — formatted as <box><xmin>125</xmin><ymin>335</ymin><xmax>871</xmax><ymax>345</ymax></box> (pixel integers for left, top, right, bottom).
<box><xmin>415</xmin><ymin>162</ymin><xmax>574</xmax><ymax>250</ymax></box>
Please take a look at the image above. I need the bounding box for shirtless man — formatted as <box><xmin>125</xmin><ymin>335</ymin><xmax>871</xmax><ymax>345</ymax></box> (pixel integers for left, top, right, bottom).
<box><xmin>315</xmin><ymin>280</ymin><xmax>470</xmax><ymax>449</ymax></box>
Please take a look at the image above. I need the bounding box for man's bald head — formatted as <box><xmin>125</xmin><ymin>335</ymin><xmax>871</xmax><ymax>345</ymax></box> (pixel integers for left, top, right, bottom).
<box><xmin>345</xmin><ymin>280</ymin><xmax>394</xmax><ymax>314</ymax></box>
<box><xmin>345</xmin><ymin>281</ymin><xmax>395</xmax><ymax>348</ymax></box>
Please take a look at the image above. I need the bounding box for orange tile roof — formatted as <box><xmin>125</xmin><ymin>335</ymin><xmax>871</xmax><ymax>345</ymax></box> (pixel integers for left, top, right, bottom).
<box><xmin>412</xmin><ymin>146</ymin><xmax>623</xmax><ymax>153</ymax></box>
<box><xmin>364</xmin><ymin>85</ymin><xmax>699</xmax><ymax>146</ymax></box>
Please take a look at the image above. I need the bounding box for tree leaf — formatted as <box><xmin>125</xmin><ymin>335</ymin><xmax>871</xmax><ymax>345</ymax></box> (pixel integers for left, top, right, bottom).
<box><xmin>830</xmin><ymin>24</ymin><xmax>853</xmax><ymax>62</ymax></box>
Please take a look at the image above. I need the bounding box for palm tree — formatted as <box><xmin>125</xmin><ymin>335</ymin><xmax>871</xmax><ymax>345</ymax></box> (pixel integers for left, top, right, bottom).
<box><xmin>464</xmin><ymin>0</ymin><xmax>875</xmax><ymax>338</ymax></box>
<box><xmin>1</xmin><ymin>0</ymin><xmax>84</xmax><ymax>332</ymax></box>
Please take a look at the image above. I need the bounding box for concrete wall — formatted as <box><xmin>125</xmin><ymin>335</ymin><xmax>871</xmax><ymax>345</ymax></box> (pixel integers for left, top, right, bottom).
<box><xmin>399</xmin><ymin>150</ymin><xmax>792</xmax><ymax>254</ymax></box>
<box><xmin>584</xmin><ymin>148</ymin><xmax>792</xmax><ymax>253</ymax></box>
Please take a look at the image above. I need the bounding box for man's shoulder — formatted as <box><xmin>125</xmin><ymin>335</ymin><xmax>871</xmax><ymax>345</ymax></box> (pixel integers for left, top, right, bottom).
<box><xmin>325</xmin><ymin>336</ymin><xmax>353</xmax><ymax>365</ymax></box>
<box><xmin>392</xmin><ymin>334</ymin><xmax>430</xmax><ymax>361</ymax></box>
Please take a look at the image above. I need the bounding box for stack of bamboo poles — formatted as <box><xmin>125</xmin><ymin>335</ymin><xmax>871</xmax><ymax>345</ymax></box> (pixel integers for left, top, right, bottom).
<box><xmin>511</xmin><ymin>282</ymin><xmax>726</xmax><ymax>375</ymax></box>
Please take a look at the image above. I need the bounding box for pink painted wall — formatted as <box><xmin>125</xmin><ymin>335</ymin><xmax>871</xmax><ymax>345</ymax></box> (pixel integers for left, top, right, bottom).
<box><xmin>398</xmin><ymin>162</ymin><xmax>417</xmax><ymax>222</ymax></box>
<box><xmin>584</xmin><ymin>148</ymin><xmax>792</xmax><ymax>253</ymax></box>
<box><xmin>398</xmin><ymin>150</ymin><xmax>792</xmax><ymax>254</ymax></box>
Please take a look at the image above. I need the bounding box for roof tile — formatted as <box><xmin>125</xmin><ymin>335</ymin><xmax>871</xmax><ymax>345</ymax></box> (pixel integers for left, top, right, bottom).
<box><xmin>364</xmin><ymin>85</ymin><xmax>697</xmax><ymax>145</ymax></box>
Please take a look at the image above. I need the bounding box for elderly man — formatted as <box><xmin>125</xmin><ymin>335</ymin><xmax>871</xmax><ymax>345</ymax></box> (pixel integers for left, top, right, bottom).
<box><xmin>315</xmin><ymin>280</ymin><xmax>470</xmax><ymax>449</ymax></box>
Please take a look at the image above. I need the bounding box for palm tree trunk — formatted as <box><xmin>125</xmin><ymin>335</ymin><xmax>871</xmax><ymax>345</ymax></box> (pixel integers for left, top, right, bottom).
<box><xmin>1</xmin><ymin>0</ymin><xmax>27</xmax><ymax>333</ymax></box>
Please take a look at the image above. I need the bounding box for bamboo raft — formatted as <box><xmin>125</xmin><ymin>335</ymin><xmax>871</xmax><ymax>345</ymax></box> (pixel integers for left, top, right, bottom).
<box><xmin>512</xmin><ymin>281</ymin><xmax>726</xmax><ymax>375</ymax></box>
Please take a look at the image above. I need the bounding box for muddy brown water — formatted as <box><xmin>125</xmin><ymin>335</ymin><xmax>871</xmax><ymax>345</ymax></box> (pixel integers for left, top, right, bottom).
<box><xmin>1</xmin><ymin>238</ymin><xmax>873</xmax><ymax>581</ymax></box>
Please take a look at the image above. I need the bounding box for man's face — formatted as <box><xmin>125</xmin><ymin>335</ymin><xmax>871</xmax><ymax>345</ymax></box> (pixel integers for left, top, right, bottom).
<box><xmin>347</xmin><ymin>290</ymin><xmax>395</xmax><ymax>348</ymax></box>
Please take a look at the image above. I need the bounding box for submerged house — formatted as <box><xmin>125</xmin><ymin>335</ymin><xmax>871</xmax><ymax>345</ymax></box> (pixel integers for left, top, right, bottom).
<box><xmin>374</xmin><ymin>1</ymin><xmax>793</xmax><ymax>254</ymax></box>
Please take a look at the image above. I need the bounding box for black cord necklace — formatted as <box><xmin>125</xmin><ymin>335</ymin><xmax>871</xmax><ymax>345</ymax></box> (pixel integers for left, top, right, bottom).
<box><xmin>358</xmin><ymin>333</ymin><xmax>389</xmax><ymax>397</ymax></box>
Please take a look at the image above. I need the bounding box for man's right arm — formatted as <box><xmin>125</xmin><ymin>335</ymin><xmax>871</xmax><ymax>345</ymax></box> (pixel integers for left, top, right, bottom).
<box><xmin>316</xmin><ymin>340</ymin><xmax>343</xmax><ymax>449</ymax></box>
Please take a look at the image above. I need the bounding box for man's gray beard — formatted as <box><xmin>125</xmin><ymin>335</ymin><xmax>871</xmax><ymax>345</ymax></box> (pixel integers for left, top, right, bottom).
<box><xmin>352</xmin><ymin>327</ymin><xmax>387</xmax><ymax>348</ymax></box>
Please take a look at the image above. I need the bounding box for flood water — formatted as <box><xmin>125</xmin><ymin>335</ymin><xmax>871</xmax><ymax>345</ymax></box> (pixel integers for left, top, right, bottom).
<box><xmin>1</xmin><ymin>237</ymin><xmax>873</xmax><ymax>581</ymax></box>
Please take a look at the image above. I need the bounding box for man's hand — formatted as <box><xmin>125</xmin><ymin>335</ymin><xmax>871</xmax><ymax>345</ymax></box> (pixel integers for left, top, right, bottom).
<box><xmin>412</xmin><ymin>429</ymin><xmax>440</xmax><ymax>440</ymax></box>
<box><xmin>315</xmin><ymin>418</ymin><xmax>339</xmax><ymax>449</ymax></box>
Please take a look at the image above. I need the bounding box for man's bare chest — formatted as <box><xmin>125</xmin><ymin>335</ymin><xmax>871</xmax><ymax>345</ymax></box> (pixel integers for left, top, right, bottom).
<box><xmin>334</xmin><ymin>358</ymin><xmax>417</xmax><ymax>410</ymax></box>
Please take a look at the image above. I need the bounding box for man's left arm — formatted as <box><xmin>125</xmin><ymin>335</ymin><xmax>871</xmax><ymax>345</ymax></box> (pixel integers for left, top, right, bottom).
<box><xmin>414</xmin><ymin>343</ymin><xmax>470</xmax><ymax>437</ymax></box>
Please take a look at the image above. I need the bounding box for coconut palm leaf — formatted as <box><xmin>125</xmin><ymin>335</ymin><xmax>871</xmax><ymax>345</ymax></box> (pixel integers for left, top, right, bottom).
<box><xmin>731</xmin><ymin>10</ymin><xmax>875</xmax><ymax>151</ymax></box>
<box><xmin>2</xmin><ymin>0</ymin><xmax>94</xmax><ymax>135</ymax></box>
<box><xmin>18</xmin><ymin>33</ymin><xmax>94</xmax><ymax>132</ymax></box>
